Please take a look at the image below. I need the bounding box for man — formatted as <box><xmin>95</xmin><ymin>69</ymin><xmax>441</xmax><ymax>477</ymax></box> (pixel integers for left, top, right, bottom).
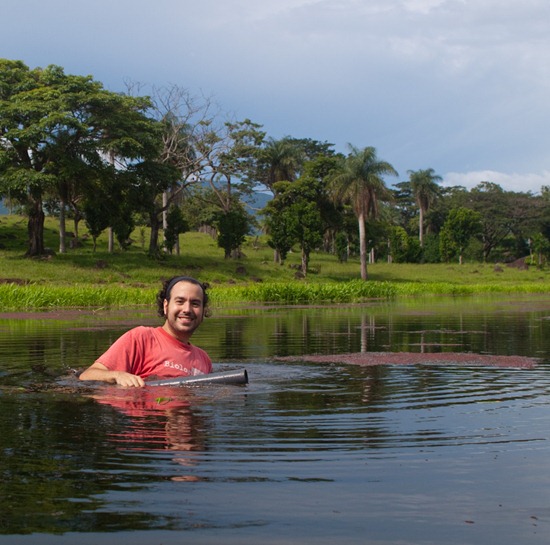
<box><xmin>79</xmin><ymin>276</ymin><xmax>212</xmax><ymax>387</ymax></box>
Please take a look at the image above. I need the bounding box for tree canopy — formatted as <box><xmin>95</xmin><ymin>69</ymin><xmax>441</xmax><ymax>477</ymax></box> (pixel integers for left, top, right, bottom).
<box><xmin>0</xmin><ymin>59</ymin><xmax>159</xmax><ymax>256</ymax></box>
<box><xmin>2</xmin><ymin>58</ymin><xmax>550</xmax><ymax>273</ymax></box>
<box><xmin>329</xmin><ymin>145</ymin><xmax>397</xmax><ymax>279</ymax></box>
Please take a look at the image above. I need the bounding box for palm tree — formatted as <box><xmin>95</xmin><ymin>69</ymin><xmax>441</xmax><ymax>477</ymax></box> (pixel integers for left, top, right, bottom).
<box><xmin>330</xmin><ymin>145</ymin><xmax>397</xmax><ymax>280</ymax></box>
<box><xmin>259</xmin><ymin>137</ymin><xmax>305</xmax><ymax>193</ymax></box>
<box><xmin>257</xmin><ymin>137</ymin><xmax>305</xmax><ymax>263</ymax></box>
<box><xmin>408</xmin><ymin>168</ymin><xmax>442</xmax><ymax>247</ymax></box>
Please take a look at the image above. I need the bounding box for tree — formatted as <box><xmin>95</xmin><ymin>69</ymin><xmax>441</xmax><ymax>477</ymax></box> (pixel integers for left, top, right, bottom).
<box><xmin>538</xmin><ymin>186</ymin><xmax>550</xmax><ymax>255</ymax></box>
<box><xmin>388</xmin><ymin>225</ymin><xmax>422</xmax><ymax>263</ymax></box>
<box><xmin>134</xmin><ymin>84</ymin><xmax>219</xmax><ymax>254</ymax></box>
<box><xmin>170</xmin><ymin>119</ymin><xmax>264</xmax><ymax>258</ymax></box>
<box><xmin>134</xmin><ymin>84</ymin><xmax>266</xmax><ymax>255</ymax></box>
<box><xmin>214</xmin><ymin>207</ymin><xmax>251</xmax><ymax>259</ymax></box>
<box><xmin>263</xmin><ymin>159</ymin><xmax>338</xmax><ymax>276</ymax></box>
<box><xmin>264</xmin><ymin>179</ymin><xmax>325</xmax><ymax>276</ymax></box>
<box><xmin>164</xmin><ymin>205</ymin><xmax>189</xmax><ymax>254</ymax></box>
<box><xmin>126</xmin><ymin>160</ymin><xmax>181</xmax><ymax>256</ymax></box>
<box><xmin>467</xmin><ymin>182</ymin><xmax>513</xmax><ymax>261</ymax></box>
<box><xmin>329</xmin><ymin>145</ymin><xmax>397</xmax><ymax>280</ymax></box>
<box><xmin>408</xmin><ymin>168</ymin><xmax>442</xmax><ymax>247</ymax></box>
<box><xmin>263</xmin><ymin>203</ymin><xmax>296</xmax><ymax>264</ymax></box>
<box><xmin>82</xmin><ymin>166</ymin><xmax>143</xmax><ymax>252</ymax></box>
<box><xmin>0</xmin><ymin>59</ymin><xmax>159</xmax><ymax>256</ymax></box>
<box><xmin>504</xmin><ymin>191</ymin><xmax>545</xmax><ymax>260</ymax></box>
<box><xmin>256</xmin><ymin>137</ymin><xmax>305</xmax><ymax>194</ymax></box>
<box><xmin>391</xmin><ymin>181</ymin><xmax>417</xmax><ymax>233</ymax></box>
<box><xmin>439</xmin><ymin>207</ymin><xmax>482</xmax><ymax>264</ymax></box>
<box><xmin>198</xmin><ymin>118</ymin><xmax>265</xmax><ymax>214</ymax></box>
<box><xmin>83</xmin><ymin>200</ymin><xmax>109</xmax><ymax>252</ymax></box>
<box><xmin>529</xmin><ymin>233</ymin><xmax>549</xmax><ymax>266</ymax></box>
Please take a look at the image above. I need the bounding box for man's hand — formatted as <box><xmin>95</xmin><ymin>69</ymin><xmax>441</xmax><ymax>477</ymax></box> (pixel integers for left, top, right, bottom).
<box><xmin>113</xmin><ymin>371</ymin><xmax>145</xmax><ymax>387</ymax></box>
<box><xmin>79</xmin><ymin>362</ymin><xmax>145</xmax><ymax>387</ymax></box>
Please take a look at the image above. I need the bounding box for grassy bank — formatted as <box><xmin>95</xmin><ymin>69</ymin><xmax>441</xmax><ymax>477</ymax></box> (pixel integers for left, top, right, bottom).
<box><xmin>1</xmin><ymin>214</ymin><xmax>550</xmax><ymax>309</ymax></box>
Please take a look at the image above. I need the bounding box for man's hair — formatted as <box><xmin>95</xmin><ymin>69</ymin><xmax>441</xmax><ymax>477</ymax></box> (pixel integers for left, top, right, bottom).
<box><xmin>156</xmin><ymin>276</ymin><xmax>211</xmax><ymax>317</ymax></box>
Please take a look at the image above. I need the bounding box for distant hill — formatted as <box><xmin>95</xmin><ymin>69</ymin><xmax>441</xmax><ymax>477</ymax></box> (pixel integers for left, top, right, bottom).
<box><xmin>244</xmin><ymin>191</ymin><xmax>272</xmax><ymax>214</ymax></box>
<box><xmin>0</xmin><ymin>192</ymin><xmax>272</xmax><ymax>217</ymax></box>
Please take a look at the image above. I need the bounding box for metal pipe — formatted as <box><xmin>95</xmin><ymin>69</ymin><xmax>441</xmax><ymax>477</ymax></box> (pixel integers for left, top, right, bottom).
<box><xmin>146</xmin><ymin>368</ymin><xmax>248</xmax><ymax>387</ymax></box>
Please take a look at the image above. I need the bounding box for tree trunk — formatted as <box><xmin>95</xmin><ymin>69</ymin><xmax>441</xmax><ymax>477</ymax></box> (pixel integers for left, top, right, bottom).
<box><xmin>419</xmin><ymin>207</ymin><xmax>424</xmax><ymax>247</ymax></box>
<box><xmin>149</xmin><ymin>212</ymin><xmax>161</xmax><ymax>254</ymax></box>
<box><xmin>108</xmin><ymin>151</ymin><xmax>115</xmax><ymax>254</ymax></box>
<box><xmin>358</xmin><ymin>213</ymin><xmax>368</xmax><ymax>280</ymax></box>
<box><xmin>73</xmin><ymin>211</ymin><xmax>81</xmax><ymax>247</ymax></box>
<box><xmin>162</xmin><ymin>191</ymin><xmax>168</xmax><ymax>252</ymax></box>
<box><xmin>59</xmin><ymin>202</ymin><xmax>67</xmax><ymax>254</ymax></box>
<box><xmin>301</xmin><ymin>248</ymin><xmax>308</xmax><ymax>277</ymax></box>
<box><xmin>26</xmin><ymin>199</ymin><xmax>45</xmax><ymax>257</ymax></box>
<box><xmin>108</xmin><ymin>227</ymin><xmax>114</xmax><ymax>253</ymax></box>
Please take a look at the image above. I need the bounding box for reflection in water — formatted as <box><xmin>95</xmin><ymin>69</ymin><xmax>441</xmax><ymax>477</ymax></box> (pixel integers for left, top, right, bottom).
<box><xmin>90</xmin><ymin>386</ymin><xmax>208</xmax><ymax>481</ymax></box>
<box><xmin>0</xmin><ymin>295</ymin><xmax>550</xmax><ymax>544</ymax></box>
<box><xmin>202</xmin><ymin>295</ymin><xmax>550</xmax><ymax>360</ymax></box>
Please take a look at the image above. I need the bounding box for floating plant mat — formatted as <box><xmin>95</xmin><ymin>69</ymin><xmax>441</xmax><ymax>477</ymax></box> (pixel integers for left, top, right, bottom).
<box><xmin>276</xmin><ymin>351</ymin><xmax>540</xmax><ymax>368</ymax></box>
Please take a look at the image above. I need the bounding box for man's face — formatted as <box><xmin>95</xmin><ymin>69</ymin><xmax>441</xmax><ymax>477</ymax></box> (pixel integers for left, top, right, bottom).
<box><xmin>162</xmin><ymin>281</ymin><xmax>205</xmax><ymax>343</ymax></box>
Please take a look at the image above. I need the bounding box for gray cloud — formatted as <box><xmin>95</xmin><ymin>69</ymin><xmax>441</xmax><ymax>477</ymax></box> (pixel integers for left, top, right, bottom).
<box><xmin>2</xmin><ymin>0</ymin><xmax>550</xmax><ymax>193</ymax></box>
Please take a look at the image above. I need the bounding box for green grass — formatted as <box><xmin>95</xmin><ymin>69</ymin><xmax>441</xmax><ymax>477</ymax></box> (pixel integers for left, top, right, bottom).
<box><xmin>1</xmin><ymin>214</ymin><xmax>550</xmax><ymax>309</ymax></box>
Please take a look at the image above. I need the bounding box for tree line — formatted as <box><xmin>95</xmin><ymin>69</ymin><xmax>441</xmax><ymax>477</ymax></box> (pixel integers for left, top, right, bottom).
<box><xmin>1</xmin><ymin>58</ymin><xmax>549</xmax><ymax>280</ymax></box>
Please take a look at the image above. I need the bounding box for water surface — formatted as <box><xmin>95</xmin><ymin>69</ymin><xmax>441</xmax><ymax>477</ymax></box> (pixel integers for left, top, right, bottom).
<box><xmin>1</xmin><ymin>294</ymin><xmax>550</xmax><ymax>544</ymax></box>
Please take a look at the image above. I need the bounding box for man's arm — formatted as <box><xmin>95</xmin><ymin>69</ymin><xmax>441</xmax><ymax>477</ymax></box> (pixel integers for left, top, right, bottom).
<box><xmin>79</xmin><ymin>361</ymin><xmax>145</xmax><ymax>387</ymax></box>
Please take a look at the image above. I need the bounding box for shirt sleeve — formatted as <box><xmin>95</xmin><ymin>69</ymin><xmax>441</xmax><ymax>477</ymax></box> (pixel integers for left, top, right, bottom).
<box><xmin>95</xmin><ymin>327</ymin><xmax>146</xmax><ymax>375</ymax></box>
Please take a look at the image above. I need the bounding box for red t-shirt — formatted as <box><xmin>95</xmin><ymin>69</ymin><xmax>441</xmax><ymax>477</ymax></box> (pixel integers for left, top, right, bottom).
<box><xmin>96</xmin><ymin>326</ymin><xmax>212</xmax><ymax>379</ymax></box>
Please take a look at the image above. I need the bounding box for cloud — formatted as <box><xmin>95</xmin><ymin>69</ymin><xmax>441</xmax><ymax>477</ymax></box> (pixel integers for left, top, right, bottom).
<box><xmin>2</xmin><ymin>0</ymin><xmax>550</xmax><ymax>185</ymax></box>
<box><xmin>443</xmin><ymin>170</ymin><xmax>550</xmax><ymax>195</ymax></box>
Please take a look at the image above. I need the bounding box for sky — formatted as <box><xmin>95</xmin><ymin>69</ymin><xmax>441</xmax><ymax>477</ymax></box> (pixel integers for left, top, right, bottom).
<box><xmin>3</xmin><ymin>0</ymin><xmax>550</xmax><ymax>194</ymax></box>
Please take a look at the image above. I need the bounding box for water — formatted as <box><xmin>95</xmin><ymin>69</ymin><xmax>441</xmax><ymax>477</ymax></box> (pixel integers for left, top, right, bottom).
<box><xmin>1</xmin><ymin>294</ymin><xmax>550</xmax><ymax>544</ymax></box>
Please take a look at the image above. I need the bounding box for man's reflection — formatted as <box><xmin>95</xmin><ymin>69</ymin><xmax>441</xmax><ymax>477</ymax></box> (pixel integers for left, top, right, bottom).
<box><xmin>90</xmin><ymin>385</ymin><xmax>207</xmax><ymax>481</ymax></box>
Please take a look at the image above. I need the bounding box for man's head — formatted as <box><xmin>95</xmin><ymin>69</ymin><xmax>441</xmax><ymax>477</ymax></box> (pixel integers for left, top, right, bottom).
<box><xmin>157</xmin><ymin>276</ymin><xmax>210</xmax><ymax>317</ymax></box>
<box><xmin>157</xmin><ymin>276</ymin><xmax>210</xmax><ymax>343</ymax></box>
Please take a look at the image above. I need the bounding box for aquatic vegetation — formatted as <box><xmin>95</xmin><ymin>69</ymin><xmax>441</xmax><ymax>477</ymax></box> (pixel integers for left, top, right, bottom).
<box><xmin>210</xmin><ymin>279</ymin><xmax>550</xmax><ymax>305</ymax></box>
<box><xmin>1</xmin><ymin>277</ymin><xmax>550</xmax><ymax>309</ymax></box>
<box><xmin>210</xmin><ymin>280</ymin><xmax>398</xmax><ymax>304</ymax></box>
<box><xmin>0</xmin><ymin>283</ymin><xmax>155</xmax><ymax>309</ymax></box>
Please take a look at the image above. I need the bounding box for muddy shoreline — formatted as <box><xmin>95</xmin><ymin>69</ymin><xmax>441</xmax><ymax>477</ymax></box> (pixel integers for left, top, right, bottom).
<box><xmin>277</xmin><ymin>351</ymin><xmax>540</xmax><ymax>368</ymax></box>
